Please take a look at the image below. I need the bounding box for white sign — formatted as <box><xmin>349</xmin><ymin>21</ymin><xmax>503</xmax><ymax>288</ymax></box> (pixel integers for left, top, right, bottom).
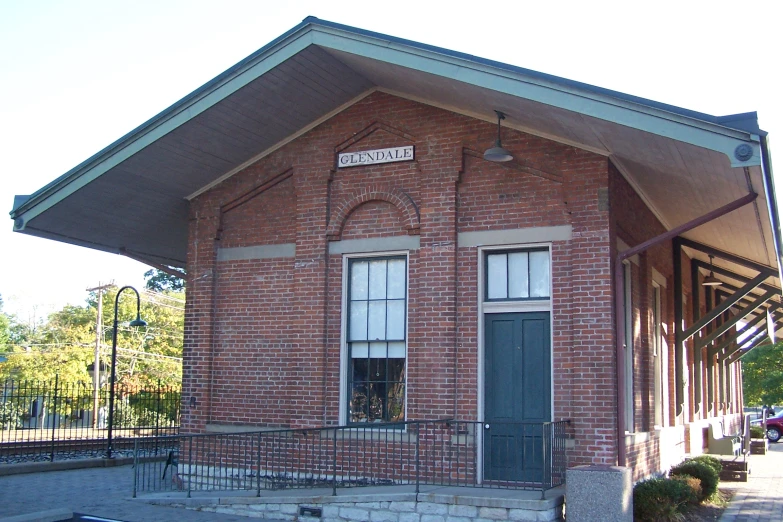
<box><xmin>338</xmin><ymin>146</ymin><xmax>414</xmax><ymax>168</ymax></box>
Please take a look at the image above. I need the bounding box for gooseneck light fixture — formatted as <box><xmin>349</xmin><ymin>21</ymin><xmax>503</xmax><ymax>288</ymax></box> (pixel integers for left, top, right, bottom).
<box><xmin>702</xmin><ymin>255</ymin><xmax>722</xmax><ymax>287</ymax></box>
<box><xmin>106</xmin><ymin>285</ymin><xmax>147</xmax><ymax>458</ymax></box>
<box><xmin>483</xmin><ymin>110</ymin><xmax>513</xmax><ymax>162</ymax></box>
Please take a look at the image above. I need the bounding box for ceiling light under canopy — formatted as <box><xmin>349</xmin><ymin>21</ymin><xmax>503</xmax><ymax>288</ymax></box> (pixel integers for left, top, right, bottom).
<box><xmin>703</xmin><ymin>255</ymin><xmax>722</xmax><ymax>287</ymax></box>
<box><xmin>484</xmin><ymin>110</ymin><xmax>513</xmax><ymax>162</ymax></box>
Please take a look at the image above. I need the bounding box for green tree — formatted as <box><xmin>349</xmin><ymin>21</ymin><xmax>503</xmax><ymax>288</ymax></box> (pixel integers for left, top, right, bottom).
<box><xmin>144</xmin><ymin>268</ymin><xmax>186</xmax><ymax>292</ymax></box>
<box><xmin>742</xmin><ymin>340</ymin><xmax>783</xmax><ymax>406</ymax></box>
<box><xmin>0</xmin><ymin>284</ymin><xmax>184</xmax><ymax>388</ymax></box>
<box><xmin>0</xmin><ymin>294</ymin><xmax>10</xmax><ymax>352</ymax></box>
<box><xmin>89</xmin><ymin>286</ymin><xmax>184</xmax><ymax>388</ymax></box>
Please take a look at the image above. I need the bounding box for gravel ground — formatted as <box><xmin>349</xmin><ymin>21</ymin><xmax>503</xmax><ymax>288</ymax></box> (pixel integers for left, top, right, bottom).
<box><xmin>0</xmin><ymin>448</ymin><xmax>135</xmax><ymax>464</ymax></box>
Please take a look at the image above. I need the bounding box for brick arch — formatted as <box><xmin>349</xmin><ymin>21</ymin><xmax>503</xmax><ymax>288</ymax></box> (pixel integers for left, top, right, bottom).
<box><xmin>327</xmin><ymin>187</ymin><xmax>420</xmax><ymax>240</ymax></box>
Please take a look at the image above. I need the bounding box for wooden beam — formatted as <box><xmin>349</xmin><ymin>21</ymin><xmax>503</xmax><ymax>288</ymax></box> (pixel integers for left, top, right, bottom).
<box><xmin>710</xmin><ymin>302</ymin><xmax>781</xmax><ymax>357</ymax></box>
<box><xmin>692</xmin><ymin>260</ymin><xmax>780</xmax><ymax>295</ymax></box>
<box><xmin>674</xmin><ymin>237</ymin><xmax>684</xmax><ymax>415</ymax></box>
<box><xmin>691</xmin><ymin>260</ymin><xmax>702</xmax><ymax>414</ymax></box>
<box><xmin>696</xmin><ymin>289</ymin><xmax>777</xmax><ymax>349</ymax></box>
<box><xmin>679</xmin><ymin>237</ymin><xmax>778</xmax><ymax>277</ymax></box>
<box><xmin>706</xmin><ymin>288</ymin><xmax>714</xmax><ymax>410</ymax></box>
<box><xmin>682</xmin><ymin>272</ymin><xmax>769</xmax><ymax>342</ymax></box>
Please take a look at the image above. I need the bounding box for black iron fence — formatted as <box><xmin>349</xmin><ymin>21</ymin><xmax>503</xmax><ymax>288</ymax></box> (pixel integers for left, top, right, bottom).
<box><xmin>133</xmin><ymin>419</ymin><xmax>570</xmax><ymax>498</ymax></box>
<box><xmin>1</xmin><ymin>376</ymin><xmax>180</xmax><ymax>462</ymax></box>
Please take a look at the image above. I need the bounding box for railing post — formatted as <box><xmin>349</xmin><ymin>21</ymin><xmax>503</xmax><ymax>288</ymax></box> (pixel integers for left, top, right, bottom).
<box><xmin>415</xmin><ymin>423</ymin><xmax>420</xmax><ymax>495</ymax></box>
<box><xmin>50</xmin><ymin>374</ymin><xmax>59</xmax><ymax>462</ymax></box>
<box><xmin>187</xmin><ymin>435</ymin><xmax>193</xmax><ymax>498</ymax></box>
<box><xmin>133</xmin><ymin>438</ymin><xmax>139</xmax><ymax>498</ymax></box>
<box><xmin>256</xmin><ymin>432</ymin><xmax>262</xmax><ymax>497</ymax></box>
<box><xmin>155</xmin><ymin>380</ymin><xmax>161</xmax><ymax>456</ymax></box>
<box><xmin>541</xmin><ymin>423</ymin><xmax>548</xmax><ymax>499</ymax></box>
<box><xmin>332</xmin><ymin>428</ymin><xmax>338</xmax><ymax>496</ymax></box>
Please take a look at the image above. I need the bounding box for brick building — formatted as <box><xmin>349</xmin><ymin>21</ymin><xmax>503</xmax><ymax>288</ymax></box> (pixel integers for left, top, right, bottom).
<box><xmin>11</xmin><ymin>18</ymin><xmax>780</xmax><ymax>483</ymax></box>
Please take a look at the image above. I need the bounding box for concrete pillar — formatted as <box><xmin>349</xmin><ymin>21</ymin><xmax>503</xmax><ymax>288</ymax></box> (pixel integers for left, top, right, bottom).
<box><xmin>566</xmin><ymin>465</ymin><xmax>632</xmax><ymax>522</ymax></box>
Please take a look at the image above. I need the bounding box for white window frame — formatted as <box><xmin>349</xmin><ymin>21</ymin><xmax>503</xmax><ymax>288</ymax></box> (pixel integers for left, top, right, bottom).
<box><xmin>339</xmin><ymin>250</ymin><xmax>410</xmax><ymax>426</ymax></box>
<box><xmin>476</xmin><ymin>242</ymin><xmax>554</xmax><ymax>484</ymax></box>
<box><xmin>477</xmin><ymin>243</ymin><xmax>554</xmax><ymax>423</ymax></box>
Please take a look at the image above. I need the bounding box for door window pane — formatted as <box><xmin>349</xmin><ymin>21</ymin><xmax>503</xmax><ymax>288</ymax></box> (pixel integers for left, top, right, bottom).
<box><xmin>486</xmin><ymin>249</ymin><xmax>550</xmax><ymax>301</ymax></box>
<box><xmin>487</xmin><ymin>254</ymin><xmax>508</xmax><ymax>299</ymax></box>
<box><xmin>529</xmin><ymin>251</ymin><xmax>550</xmax><ymax>297</ymax></box>
<box><xmin>508</xmin><ymin>252</ymin><xmax>529</xmax><ymax>298</ymax></box>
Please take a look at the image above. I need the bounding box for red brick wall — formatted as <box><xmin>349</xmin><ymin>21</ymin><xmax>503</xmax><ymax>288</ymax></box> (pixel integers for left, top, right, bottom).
<box><xmin>183</xmin><ymin>91</ymin><xmax>622</xmax><ymax>467</ymax></box>
<box><xmin>607</xmin><ymin>162</ymin><xmax>719</xmax><ymax>479</ymax></box>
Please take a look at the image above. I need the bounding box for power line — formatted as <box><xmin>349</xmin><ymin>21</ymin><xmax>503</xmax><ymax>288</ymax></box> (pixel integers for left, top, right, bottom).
<box><xmin>140</xmin><ymin>289</ymin><xmax>185</xmax><ymax>304</ymax></box>
<box><xmin>115</xmin><ymin>347</ymin><xmax>182</xmax><ymax>362</ymax></box>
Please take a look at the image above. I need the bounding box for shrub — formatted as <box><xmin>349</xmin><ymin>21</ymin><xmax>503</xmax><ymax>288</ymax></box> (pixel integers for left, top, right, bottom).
<box><xmin>750</xmin><ymin>425</ymin><xmax>765</xmax><ymax>439</ymax></box>
<box><xmin>688</xmin><ymin>454</ymin><xmax>722</xmax><ymax>476</ymax></box>
<box><xmin>670</xmin><ymin>460</ymin><xmax>719</xmax><ymax>500</ymax></box>
<box><xmin>633</xmin><ymin>477</ymin><xmax>691</xmax><ymax>521</ymax></box>
<box><xmin>672</xmin><ymin>474</ymin><xmax>702</xmax><ymax>504</ymax></box>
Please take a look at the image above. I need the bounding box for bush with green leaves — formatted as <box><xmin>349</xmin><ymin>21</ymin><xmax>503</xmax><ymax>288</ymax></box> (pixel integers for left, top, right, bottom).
<box><xmin>670</xmin><ymin>459</ymin><xmax>719</xmax><ymax>501</ymax></box>
<box><xmin>633</xmin><ymin>477</ymin><xmax>693</xmax><ymax>521</ymax></box>
<box><xmin>672</xmin><ymin>474</ymin><xmax>702</xmax><ymax>505</ymax></box>
<box><xmin>113</xmin><ymin>403</ymin><xmax>159</xmax><ymax>428</ymax></box>
<box><xmin>0</xmin><ymin>400</ymin><xmax>25</xmax><ymax>429</ymax></box>
<box><xmin>687</xmin><ymin>454</ymin><xmax>722</xmax><ymax>476</ymax></box>
<box><xmin>750</xmin><ymin>425</ymin><xmax>765</xmax><ymax>439</ymax></box>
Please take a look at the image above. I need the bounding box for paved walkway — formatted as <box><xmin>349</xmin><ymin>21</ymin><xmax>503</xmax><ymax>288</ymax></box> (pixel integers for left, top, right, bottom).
<box><xmin>1</xmin><ymin>445</ymin><xmax>782</xmax><ymax>521</ymax></box>
<box><xmin>719</xmin><ymin>442</ymin><xmax>783</xmax><ymax>521</ymax></box>
<box><xmin>0</xmin><ymin>465</ymin><xmax>269</xmax><ymax>521</ymax></box>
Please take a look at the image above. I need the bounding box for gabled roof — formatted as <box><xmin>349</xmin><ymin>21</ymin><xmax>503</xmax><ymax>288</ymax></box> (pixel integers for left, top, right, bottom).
<box><xmin>9</xmin><ymin>17</ymin><xmax>779</xmax><ymax>282</ymax></box>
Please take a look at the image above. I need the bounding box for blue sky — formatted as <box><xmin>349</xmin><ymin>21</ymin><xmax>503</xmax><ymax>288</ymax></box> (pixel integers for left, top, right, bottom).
<box><xmin>1</xmin><ymin>0</ymin><xmax>781</xmax><ymax>319</ymax></box>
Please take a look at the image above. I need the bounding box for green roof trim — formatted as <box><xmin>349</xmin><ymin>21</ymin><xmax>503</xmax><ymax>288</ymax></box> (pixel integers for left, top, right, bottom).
<box><xmin>9</xmin><ymin>16</ymin><xmax>768</xmax><ymax>232</ymax></box>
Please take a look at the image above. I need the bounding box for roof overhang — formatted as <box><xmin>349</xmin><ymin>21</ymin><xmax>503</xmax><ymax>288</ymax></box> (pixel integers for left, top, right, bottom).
<box><xmin>9</xmin><ymin>17</ymin><xmax>781</xmax><ymax>291</ymax></box>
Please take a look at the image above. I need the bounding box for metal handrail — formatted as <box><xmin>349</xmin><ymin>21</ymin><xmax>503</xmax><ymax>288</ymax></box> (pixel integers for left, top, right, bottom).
<box><xmin>133</xmin><ymin>419</ymin><xmax>571</xmax><ymax>498</ymax></box>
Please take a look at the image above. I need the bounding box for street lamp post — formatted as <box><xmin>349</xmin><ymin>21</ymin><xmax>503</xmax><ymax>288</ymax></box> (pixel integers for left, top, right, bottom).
<box><xmin>106</xmin><ymin>286</ymin><xmax>147</xmax><ymax>458</ymax></box>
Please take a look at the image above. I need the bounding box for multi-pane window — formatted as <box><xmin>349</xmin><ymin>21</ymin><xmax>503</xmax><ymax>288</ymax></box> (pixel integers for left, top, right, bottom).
<box><xmin>485</xmin><ymin>249</ymin><xmax>550</xmax><ymax>300</ymax></box>
<box><xmin>347</xmin><ymin>257</ymin><xmax>407</xmax><ymax>423</ymax></box>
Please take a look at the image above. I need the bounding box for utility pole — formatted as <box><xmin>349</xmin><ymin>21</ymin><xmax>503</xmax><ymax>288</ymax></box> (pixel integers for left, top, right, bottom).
<box><xmin>86</xmin><ymin>282</ymin><xmax>115</xmax><ymax>428</ymax></box>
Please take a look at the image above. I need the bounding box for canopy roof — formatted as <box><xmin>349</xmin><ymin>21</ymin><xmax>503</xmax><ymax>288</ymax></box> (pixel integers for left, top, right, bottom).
<box><xmin>9</xmin><ymin>17</ymin><xmax>780</xmax><ymax>304</ymax></box>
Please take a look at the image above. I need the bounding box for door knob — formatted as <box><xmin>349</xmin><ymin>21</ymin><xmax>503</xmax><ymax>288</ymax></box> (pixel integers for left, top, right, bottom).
<box><xmin>485</xmin><ymin>424</ymin><xmax>490</xmax><ymax>429</ymax></box>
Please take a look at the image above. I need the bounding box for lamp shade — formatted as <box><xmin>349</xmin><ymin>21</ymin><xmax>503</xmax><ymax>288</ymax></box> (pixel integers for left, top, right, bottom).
<box><xmin>484</xmin><ymin>110</ymin><xmax>513</xmax><ymax>162</ymax></box>
<box><xmin>702</xmin><ymin>274</ymin><xmax>722</xmax><ymax>286</ymax></box>
<box><xmin>483</xmin><ymin>144</ymin><xmax>513</xmax><ymax>162</ymax></box>
<box><xmin>702</xmin><ymin>255</ymin><xmax>722</xmax><ymax>286</ymax></box>
<box><xmin>130</xmin><ymin>315</ymin><xmax>148</xmax><ymax>327</ymax></box>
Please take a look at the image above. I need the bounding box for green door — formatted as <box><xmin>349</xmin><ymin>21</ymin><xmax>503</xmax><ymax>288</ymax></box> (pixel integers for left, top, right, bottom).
<box><xmin>484</xmin><ymin>312</ymin><xmax>551</xmax><ymax>482</ymax></box>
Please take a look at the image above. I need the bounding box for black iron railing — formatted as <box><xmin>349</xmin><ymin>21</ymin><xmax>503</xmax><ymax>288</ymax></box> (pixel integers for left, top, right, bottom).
<box><xmin>1</xmin><ymin>377</ymin><xmax>180</xmax><ymax>462</ymax></box>
<box><xmin>133</xmin><ymin>419</ymin><xmax>570</xmax><ymax>498</ymax></box>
